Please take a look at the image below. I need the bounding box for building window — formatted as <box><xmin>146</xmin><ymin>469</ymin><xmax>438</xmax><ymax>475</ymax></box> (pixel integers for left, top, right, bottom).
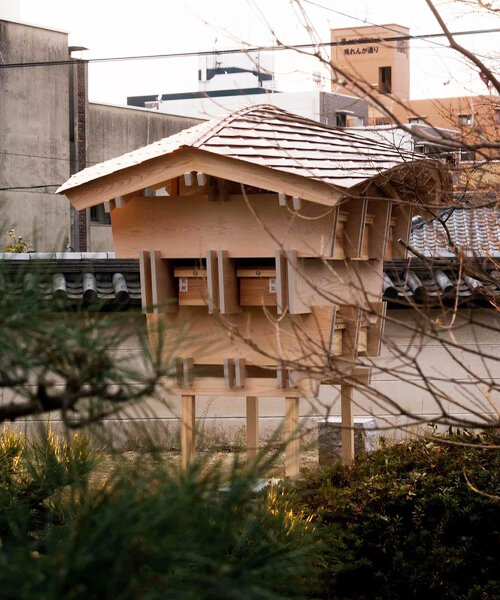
<box><xmin>336</xmin><ymin>112</ymin><xmax>347</xmax><ymax>127</ymax></box>
<box><xmin>460</xmin><ymin>149</ymin><xmax>476</xmax><ymax>162</ymax></box>
<box><xmin>90</xmin><ymin>204</ymin><xmax>111</xmax><ymax>225</ymax></box>
<box><xmin>378</xmin><ymin>66</ymin><xmax>392</xmax><ymax>93</ymax></box>
<box><xmin>409</xmin><ymin>117</ymin><xmax>425</xmax><ymax>125</ymax></box>
<box><xmin>458</xmin><ymin>114</ymin><xmax>472</xmax><ymax>126</ymax></box>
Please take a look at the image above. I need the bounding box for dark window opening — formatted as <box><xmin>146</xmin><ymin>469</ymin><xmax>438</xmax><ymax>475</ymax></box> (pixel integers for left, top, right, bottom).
<box><xmin>458</xmin><ymin>114</ymin><xmax>472</xmax><ymax>126</ymax></box>
<box><xmin>379</xmin><ymin>66</ymin><xmax>392</xmax><ymax>94</ymax></box>
<box><xmin>90</xmin><ymin>204</ymin><xmax>111</xmax><ymax>225</ymax></box>
<box><xmin>336</xmin><ymin>112</ymin><xmax>347</xmax><ymax>127</ymax></box>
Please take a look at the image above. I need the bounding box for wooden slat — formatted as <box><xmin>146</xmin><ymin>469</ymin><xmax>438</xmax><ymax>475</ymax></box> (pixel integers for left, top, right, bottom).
<box><xmin>367</xmin><ymin>301</ymin><xmax>387</xmax><ymax>357</ymax></box>
<box><xmin>275</xmin><ymin>249</ymin><xmax>288</xmax><ymax>315</ymax></box>
<box><xmin>367</xmin><ymin>199</ymin><xmax>392</xmax><ymax>259</ymax></box>
<box><xmin>235</xmin><ymin>359</ymin><xmax>246</xmax><ymax>388</ymax></box>
<box><xmin>246</xmin><ymin>396</ymin><xmax>259</xmax><ymax>460</ymax></box>
<box><xmin>343</xmin><ymin>198</ymin><xmax>368</xmax><ymax>259</ymax></box>
<box><xmin>217</xmin><ymin>250</ymin><xmax>239</xmax><ymax>314</ymax></box>
<box><xmin>181</xmin><ymin>395</ymin><xmax>196</xmax><ymax>470</ymax></box>
<box><xmin>138</xmin><ymin>250</ymin><xmax>152</xmax><ymax>313</ymax></box>
<box><xmin>236</xmin><ymin>268</ymin><xmax>276</xmax><ymax>277</ymax></box>
<box><xmin>150</xmin><ymin>251</ymin><xmax>176</xmax><ymax>313</ymax></box>
<box><xmin>285</xmin><ymin>397</ymin><xmax>300</xmax><ymax>478</ymax></box>
<box><xmin>206</xmin><ymin>250</ymin><xmax>219</xmax><ymax>314</ymax></box>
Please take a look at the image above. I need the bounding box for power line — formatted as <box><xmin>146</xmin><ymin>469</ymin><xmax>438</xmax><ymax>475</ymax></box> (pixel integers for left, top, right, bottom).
<box><xmin>0</xmin><ymin>27</ymin><xmax>499</xmax><ymax>70</ymax></box>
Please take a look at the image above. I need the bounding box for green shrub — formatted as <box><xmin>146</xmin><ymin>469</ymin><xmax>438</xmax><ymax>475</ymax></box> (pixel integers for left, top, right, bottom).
<box><xmin>0</xmin><ymin>431</ymin><xmax>316</xmax><ymax>600</ymax></box>
<box><xmin>291</xmin><ymin>430</ymin><xmax>500</xmax><ymax>600</ymax></box>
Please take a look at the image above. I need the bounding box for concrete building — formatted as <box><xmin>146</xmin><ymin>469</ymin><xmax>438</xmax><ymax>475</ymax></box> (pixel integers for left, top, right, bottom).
<box><xmin>0</xmin><ymin>19</ymin><xmax>201</xmax><ymax>252</ymax></box>
<box><xmin>330</xmin><ymin>23</ymin><xmax>500</xmax><ymax>159</ymax></box>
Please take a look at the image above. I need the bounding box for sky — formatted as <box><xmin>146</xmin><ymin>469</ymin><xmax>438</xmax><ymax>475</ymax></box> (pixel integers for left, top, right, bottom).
<box><xmin>4</xmin><ymin>0</ymin><xmax>500</xmax><ymax>105</ymax></box>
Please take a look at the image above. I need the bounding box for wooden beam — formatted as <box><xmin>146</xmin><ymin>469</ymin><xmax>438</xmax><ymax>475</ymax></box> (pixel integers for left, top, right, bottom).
<box><xmin>246</xmin><ymin>396</ymin><xmax>259</xmax><ymax>461</ymax></box>
<box><xmin>150</xmin><ymin>250</ymin><xmax>177</xmax><ymax>313</ymax></box>
<box><xmin>64</xmin><ymin>149</ymin><xmax>195</xmax><ymax>210</ymax></box>
<box><xmin>340</xmin><ymin>383</ymin><xmax>354</xmax><ymax>466</ymax></box>
<box><xmin>181</xmin><ymin>395</ymin><xmax>196</xmax><ymax>470</ymax></box>
<box><xmin>206</xmin><ymin>250</ymin><xmax>219</xmax><ymax>314</ymax></box>
<box><xmin>285</xmin><ymin>397</ymin><xmax>300</xmax><ymax>478</ymax></box>
<box><xmin>343</xmin><ymin>198</ymin><xmax>368</xmax><ymax>259</ymax></box>
<box><xmin>217</xmin><ymin>250</ymin><xmax>239</xmax><ymax>314</ymax></box>
<box><xmin>275</xmin><ymin>249</ymin><xmax>288</xmax><ymax>315</ymax></box>
<box><xmin>138</xmin><ymin>250</ymin><xmax>152</xmax><ymax>312</ymax></box>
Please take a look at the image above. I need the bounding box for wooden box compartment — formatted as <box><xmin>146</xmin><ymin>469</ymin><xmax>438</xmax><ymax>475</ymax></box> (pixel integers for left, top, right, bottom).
<box><xmin>332</xmin><ymin>211</ymin><xmax>348</xmax><ymax>259</ymax></box>
<box><xmin>174</xmin><ymin>267</ymin><xmax>208</xmax><ymax>306</ymax></box>
<box><xmin>237</xmin><ymin>267</ymin><xmax>277</xmax><ymax>306</ymax></box>
<box><xmin>361</xmin><ymin>213</ymin><xmax>375</xmax><ymax>260</ymax></box>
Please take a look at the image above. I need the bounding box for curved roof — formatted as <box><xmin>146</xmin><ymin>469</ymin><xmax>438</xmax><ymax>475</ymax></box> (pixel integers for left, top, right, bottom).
<box><xmin>58</xmin><ymin>104</ymin><xmax>443</xmax><ymax>195</ymax></box>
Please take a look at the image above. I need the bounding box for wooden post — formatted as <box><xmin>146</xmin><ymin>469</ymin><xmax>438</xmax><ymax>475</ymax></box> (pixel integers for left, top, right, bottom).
<box><xmin>340</xmin><ymin>383</ymin><xmax>354</xmax><ymax>466</ymax></box>
<box><xmin>246</xmin><ymin>396</ymin><xmax>259</xmax><ymax>461</ymax></box>
<box><xmin>181</xmin><ymin>395</ymin><xmax>196</xmax><ymax>470</ymax></box>
<box><xmin>285</xmin><ymin>396</ymin><xmax>300</xmax><ymax>479</ymax></box>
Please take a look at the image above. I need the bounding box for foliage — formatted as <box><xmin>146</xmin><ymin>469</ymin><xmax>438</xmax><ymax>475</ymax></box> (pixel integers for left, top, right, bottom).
<box><xmin>0</xmin><ymin>429</ymin><xmax>317</xmax><ymax>600</ymax></box>
<box><xmin>289</xmin><ymin>430</ymin><xmax>500</xmax><ymax>600</ymax></box>
<box><xmin>4</xmin><ymin>229</ymin><xmax>33</xmax><ymax>253</ymax></box>
<box><xmin>0</xmin><ymin>262</ymin><xmax>174</xmax><ymax>426</ymax></box>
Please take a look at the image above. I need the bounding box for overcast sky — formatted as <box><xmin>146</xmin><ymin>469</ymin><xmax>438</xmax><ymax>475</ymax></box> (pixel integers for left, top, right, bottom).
<box><xmin>8</xmin><ymin>0</ymin><xmax>500</xmax><ymax>104</ymax></box>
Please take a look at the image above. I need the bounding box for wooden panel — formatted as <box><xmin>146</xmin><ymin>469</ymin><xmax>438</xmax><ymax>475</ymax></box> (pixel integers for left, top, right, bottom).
<box><xmin>110</xmin><ymin>195</ymin><xmax>336</xmax><ymax>259</ymax></box>
<box><xmin>367</xmin><ymin>199</ymin><xmax>392</xmax><ymax>259</ymax></box>
<box><xmin>150</xmin><ymin>251</ymin><xmax>176</xmax><ymax>313</ymax></box>
<box><xmin>246</xmin><ymin>396</ymin><xmax>259</xmax><ymax>460</ymax></box>
<box><xmin>285</xmin><ymin>397</ymin><xmax>300</xmax><ymax>478</ymax></box>
<box><xmin>138</xmin><ymin>250</ymin><xmax>152</xmax><ymax>312</ymax></box>
<box><xmin>343</xmin><ymin>198</ymin><xmax>367</xmax><ymax>259</ymax></box>
<box><xmin>175</xmin><ymin>269</ymin><xmax>208</xmax><ymax>306</ymax></box>
<box><xmin>239</xmin><ymin>277</ymin><xmax>277</xmax><ymax>307</ymax></box>
<box><xmin>218</xmin><ymin>250</ymin><xmax>239</xmax><ymax>314</ymax></box>
<box><xmin>286</xmin><ymin>259</ymin><xmax>384</xmax><ymax>310</ymax></box>
<box><xmin>146</xmin><ymin>306</ymin><xmax>340</xmax><ymax>368</ymax></box>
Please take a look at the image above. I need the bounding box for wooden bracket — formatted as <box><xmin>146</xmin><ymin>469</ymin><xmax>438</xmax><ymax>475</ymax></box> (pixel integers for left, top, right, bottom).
<box><xmin>338</xmin><ymin>305</ymin><xmax>361</xmax><ymax>358</ymax></box>
<box><xmin>206</xmin><ymin>250</ymin><xmax>219</xmax><ymax>314</ymax></box>
<box><xmin>176</xmin><ymin>357</ymin><xmax>194</xmax><ymax>387</ymax></box>
<box><xmin>150</xmin><ymin>250</ymin><xmax>176</xmax><ymax>313</ymax></box>
<box><xmin>343</xmin><ymin>198</ymin><xmax>368</xmax><ymax>258</ymax></box>
<box><xmin>276</xmin><ymin>361</ymin><xmax>296</xmax><ymax>389</ymax></box>
<box><xmin>217</xmin><ymin>250</ymin><xmax>239</xmax><ymax>314</ymax></box>
<box><xmin>235</xmin><ymin>359</ymin><xmax>246</xmax><ymax>388</ymax></box>
<box><xmin>367</xmin><ymin>199</ymin><xmax>392</xmax><ymax>259</ymax></box>
<box><xmin>223</xmin><ymin>358</ymin><xmax>235</xmax><ymax>388</ymax></box>
<box><xmin>275</xmin><ymin>249</ymin><xmax>288</xmax><ymax>314</ymax></box>
<box><xmin>139</xmin><ymin>250</ymin><xmax>152</xmax><ymax>312</ymax></box>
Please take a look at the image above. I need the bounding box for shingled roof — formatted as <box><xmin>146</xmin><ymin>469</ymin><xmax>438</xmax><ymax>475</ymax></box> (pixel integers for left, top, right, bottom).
<box><xmin>58</xmin><ymin>104</ymin><xmax>438</xmax><ymax>194</ymax></box>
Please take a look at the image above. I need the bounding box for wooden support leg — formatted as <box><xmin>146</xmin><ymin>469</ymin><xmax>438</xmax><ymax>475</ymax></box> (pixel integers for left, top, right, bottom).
<box><xmin>181</xmin><ymin>395</ymin><xmax>196</xmax><ymax>470</ymax></box>
<box><xmin>340</xmin><ymin>384</ymin><xmax>355</xmax><ymax>466</ymax></box>
<box><xmin>285</xmin><ymin>397</ymin><xmax>300</xmax><ymax>479</ymax></box>
<box><xmin>246</xmin><ymin>396</ymin><xmax>259</xmax><ymax>461</ymax></box>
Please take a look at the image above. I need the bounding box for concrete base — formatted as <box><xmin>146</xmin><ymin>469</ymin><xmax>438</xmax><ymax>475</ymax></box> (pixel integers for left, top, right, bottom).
<box><xmin>317</xmin><ymin>417</ymin><xmax>377</xmax><ymax>466</ymax></box>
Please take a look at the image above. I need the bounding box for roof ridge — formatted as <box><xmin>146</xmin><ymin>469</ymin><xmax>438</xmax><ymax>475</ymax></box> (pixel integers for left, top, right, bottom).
<box><xmin>191</xmin><ymin>104</ymin><xmax>280</xmax><ymax>148</ymax></box>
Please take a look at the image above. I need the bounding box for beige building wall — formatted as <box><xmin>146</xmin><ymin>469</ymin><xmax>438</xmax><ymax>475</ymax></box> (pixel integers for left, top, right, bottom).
<box><xmin>331</xmin><ymin>24</ymin><xmax>410</xmax><ymax>101</ymax></box>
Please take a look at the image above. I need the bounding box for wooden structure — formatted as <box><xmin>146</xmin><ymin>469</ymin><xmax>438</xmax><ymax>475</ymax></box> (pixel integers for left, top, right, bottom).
<box><xmin>58</xmin><ymin>105</ymin><xmax>450</xmax><ymax>475</ymax></box>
